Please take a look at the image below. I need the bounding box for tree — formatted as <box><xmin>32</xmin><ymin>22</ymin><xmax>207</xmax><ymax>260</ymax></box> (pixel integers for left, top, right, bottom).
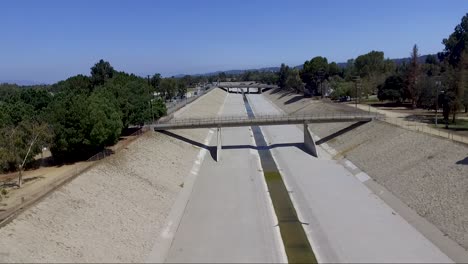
<box><xmin>0</xmin><ymin>121</ymin><xmax>52</xmax><ymax>182</ymax></box>
<box><xmin>286</xmin><ymin>69</ymin><xmax>305</xmax><ymax>93</ymax></box>
<box><xmin>377</xmin><ymin>75</ymin><xmax>406</xmax><ymax>102</ymax></box>
<box><xmin>440</xmin><ymin>13</ymin><xmax>468</xmax><ymax>121</ymax></box>
<box><xmin>87</xmin><ymin>90</ymin><xmax>123</xmax><ymax>146</ymax></box>
<box><xmin>218</xmin><ymin>72</ymin><xmax>227</xmax><ymax>82</ymax></box>
<box><xmin>90</xmin><ymin>59</ymin><xmax>114</xmax><ymax>86</ymax></box>
<box><xmin>47</xmin><ymin>91</ymin><xmax>122</xmax><ymax>161</ymax></box>
<box><xmin>151</xmin><ymin>73</ymin><xmax>161</xmax><ymax>89</ymax></box>
<box><xmin>278</xmin><ymin>63</ymin><xmax>290</xmax><ymax>89</ymax></box>
<box><xmin>19</xmin><ymin>89</ymin><xmax>52</xmax><ymax>113</ymax></box>
<box><xmin>301</xmin><ymin>56</ymin><xmax>329</xmax><ymax>95</ymax></box>
<box><xmin>159</xmin><ymin>78</ymin><xmax>178</xmax><ymax>100</ymax></box>
<box><xmin>441</xmin><ymin>13</ymin><xmax>468</xmax><ymax>66</ymax></box>
<box><xmin>54</xmin><ymin>74</ymin><xmax>92</xmax><ymax>94</ymax></box>
<box><xmin>329</xmin><ymin>76</ymin><xmax>353</xmax><ymax>100</ymax></box>
<box><xmin>328</xmin><ymin>62</ymin><xmax>341</xmax><ymax>76</ymax></box>
<box><xmin>355</xmin><ymin>51</ymin><xmax>385</xmax><ymax>77</ymax></box>
<box><xmin>354</xmin><ymin>51</ymin><xmax>386</xmax><ymax>96</ymax></box>
<box><xmin>425</xmin><ymin>54</ymin><xmax>439</xmax><ymax>65</ymax></box>
<box><xmin>343</xmin><ymin>59</ymin><xmax>357</xmax><ymax>80</ymax></box>
<box><xmin>417</xmin><ymin>75</ymin><xmax>438</xmax><ymax>109</ymax></box>
<box><xmin>406</xmin><ymin>44</ymin><xmax>422</xmax><ymax>108</ymax></box>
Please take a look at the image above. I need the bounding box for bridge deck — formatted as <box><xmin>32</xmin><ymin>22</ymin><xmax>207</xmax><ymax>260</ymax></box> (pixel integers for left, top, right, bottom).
<box><xmin>152</xmin><ymin>113</ymin><xmax>380</xmax><ymax>130</ymax></box>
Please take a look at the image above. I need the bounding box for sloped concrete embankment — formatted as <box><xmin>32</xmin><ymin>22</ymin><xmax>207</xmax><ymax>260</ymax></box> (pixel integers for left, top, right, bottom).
<box><xmin>0</xmin><ymin>88</ymin><xmax>228</xmax><ymax>263</ymax></box>
<box><xmin>263</xmin><ymin>89</ymin><xmax>468</xmax><ymax>251</ymax></box>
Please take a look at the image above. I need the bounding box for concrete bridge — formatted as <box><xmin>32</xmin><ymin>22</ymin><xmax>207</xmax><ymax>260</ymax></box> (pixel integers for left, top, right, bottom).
<box><xmin>152</xmin><ymin>113</ymin><xmax>379</xmax><ymax>161</ymax></box>
<box><xmin>218</xmin><ymin>84</ymin><xmax>278</xmax><ymax>94</ymax></box>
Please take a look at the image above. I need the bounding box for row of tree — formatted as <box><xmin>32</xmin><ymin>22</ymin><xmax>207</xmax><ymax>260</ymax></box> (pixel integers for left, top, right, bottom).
<box><xmin>244</xmin><ymin>13</ymin><xmax>468</xmax><ymax>123</ymax></box>
<box><xmin>0</xmin><ymin>60</ymin><xmax>174</xmax><ymax>175</ymax></box>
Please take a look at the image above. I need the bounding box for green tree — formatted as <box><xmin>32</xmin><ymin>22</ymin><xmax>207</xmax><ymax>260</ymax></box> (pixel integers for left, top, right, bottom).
<box><xmin>301</xmin><ymin>56</ymin><xmax>329</xmax><ymax>94</ymax></box>
<box><xmin>20</xmin><ymin>88</ymin><xmax>52</xmax><ymax>114</ymax></box>
<box><xmin>151</xmin><ymin>73</ymin><xmax>161</xmax><ymax>89</ymax></box>
<box><xmin>90</xmin><ymin>59</ymin><xmax>114</xmax><ymax>86</ymax></box>
<box><xmin>417</xmin><ymin>75</ymin><xmax>438</xmax><ymax>109</ymax></box>
<box><xmin>87</xmin><ymin>90</ymin><xmax>123</xmax><ymax>146</ymax></box>
<box><xmin>328</xmin><ymin>62</ymin><xmax>341</xmax><ymax>76</ymax></box>
<box><xmin>425</xmin><ymin>54</ymin><xmax>439</xmax><ymax>65</ymax></box>
<box><xmin>406</xmin><ymin>44</ymin><xmax>422</xmax><ymax>108</ymax></box>
<box><xmin>278</xmin><ymin>63</ymin><xmax>290</xmax><ymax>89</ymax></box>
<box><xmin>441</xmin><ymin>13</ymin><xmax>468</xmax><ymax>66</ymax></box>
<box><xmin>0</xmin><ymin>121</ymin><xmax>52</xmax><ymax>177</ymax></box>
<box><xmin>377</xmin><ymin>75</ymin><xmax>406</xmax><ymax>102</ymax></box>
<box><xmin>53</xmin><ymin>75</ymin><xmax>92</xmax><ymax>94</ymax></box>
<box><xmin>329</xmin><ymin>76</ymin><xmax>353</xmax><ymax>100</ymax></box>
<box><xmin>218</xmin><ymin>72</ymin><xmax>227</xmax><ymax>82</ymax></box>
<box><xmin>286</xmin><ymin>69</ymin><xmax>305</xmax><ymax>93</ymax></box>
<box><xmin>354</xmin><ymin>51</ymin><xmax>386</xmax><ymax>96</ymax></box>
<box><xmin>177</xmin><ymin>80</ymin><xmax>187</xmax><ymax>97</ymax></box>
<box><xmin>159</xmin><ymin>78</ymin><xmax>178</xmax><ymax>100</ymax></box>
<box><xmin>441</xmin><ymin>13</ymin><xmax>468</xmax><ymax>121</ymax></box>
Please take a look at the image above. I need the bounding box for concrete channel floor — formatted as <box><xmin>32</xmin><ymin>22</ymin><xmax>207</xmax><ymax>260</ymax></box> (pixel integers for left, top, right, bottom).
<box><xmin>165</xmin><ymin>93</ymin><xmax>286</xmax><ymax>263</ymax></box>
<box><xmin>246</xmin><ymin>93</ymin><xmax>453</xmax><ymax>263</ymax></box>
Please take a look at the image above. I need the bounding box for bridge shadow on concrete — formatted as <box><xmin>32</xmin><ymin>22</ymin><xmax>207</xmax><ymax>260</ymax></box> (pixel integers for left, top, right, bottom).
<box><xmin>158</xmin><ymin>121</ymin><xmax>367</xmax><ymax>159</ymax></box>
<box><xmin>223</xmin><ymin>143</ymin><xmax>309</xmax><ymax>154</ymax></box>
<box><xmin>158</xmin><ymin>130</ymin><xmax>218</xmax><ymax>160</ymax></box>
<box><xmin>157</xmin><ymin>130</ymin><xmax>311</xmax><ymax>157</ymax></box>
<box><xmin>315</xmin><ymin>121</ymin><xmax>368</xmax><ymax>145</ymax></box>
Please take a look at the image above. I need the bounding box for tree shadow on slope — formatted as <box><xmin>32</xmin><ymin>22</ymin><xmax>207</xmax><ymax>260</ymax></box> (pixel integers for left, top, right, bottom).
<box><xmin>284</xmin><ymin>95</ymin><xmax>305</xmax><ymax>105</ymax></box>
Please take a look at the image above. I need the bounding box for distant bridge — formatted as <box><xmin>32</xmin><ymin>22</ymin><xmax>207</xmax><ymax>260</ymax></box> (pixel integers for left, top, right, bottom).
<box><xmin>218</xmin><ymin>83</ymin><xmax>278</xmax><ymax>94</ymax></box>
<box><xmin>152</xmin><ymin>113</ymin><xmax>379</xmax><ymax>161</ymax></box>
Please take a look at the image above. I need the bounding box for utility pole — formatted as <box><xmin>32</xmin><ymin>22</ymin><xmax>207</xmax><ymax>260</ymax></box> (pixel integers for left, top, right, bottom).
<box><xmin>352</xmin><ymin>76</ymin><xmax>361</xmax><ymax>108</ymax></box>
<box><xmin>147</xmin><ymin>75</ymin><xmax>154</xmax><ymax>124</ymax></box>
<box><xmin>434</xmin><ymin>76</ymin><xmax>441</xmax><ymax>127</ymax></box>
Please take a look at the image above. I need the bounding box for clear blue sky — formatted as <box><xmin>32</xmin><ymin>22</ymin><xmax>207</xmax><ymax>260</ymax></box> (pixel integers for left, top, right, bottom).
<box><xmin>0</xmin><ymin>0</ymin><xmax>467</xmax><ymax>84</ymax></box>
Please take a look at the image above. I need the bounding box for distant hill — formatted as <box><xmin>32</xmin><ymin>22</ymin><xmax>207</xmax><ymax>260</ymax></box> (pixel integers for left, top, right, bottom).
<box><xmin>391</xmin><ymin>54</ymin><xmax>434</xmax><ymax>65</ymax></box>
<box><xmin>0</xmin><ymin>80</ymin><xmax>44</xmax><ymax>86</ymax></box>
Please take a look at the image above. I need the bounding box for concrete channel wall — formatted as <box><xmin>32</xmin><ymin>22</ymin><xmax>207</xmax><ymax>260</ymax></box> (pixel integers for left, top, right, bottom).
<box><xmin>263</xmin><ymin>88</ymin><xmax>468</xmax><ymax>252</ymax></box>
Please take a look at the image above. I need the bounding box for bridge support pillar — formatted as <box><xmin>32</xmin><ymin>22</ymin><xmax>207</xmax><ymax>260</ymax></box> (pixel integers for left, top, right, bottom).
<box><xmin>247</xmin><ymin>88</ymin><xmax>250</xmax><ymax>94</ymax></box>
<box><xmin>216</xmin><ymin>127</ymin><xmax>222</xmax><ymax>162</ymax></box>
<box><xmin>259</xmin><ymin>88</ymin><xmax>262</xmax><ymax>94</ymax></box>
<box><xmin>304</xmin><ymin>123</ymin><xmax>318</xmax><ymax>158</ymax></box>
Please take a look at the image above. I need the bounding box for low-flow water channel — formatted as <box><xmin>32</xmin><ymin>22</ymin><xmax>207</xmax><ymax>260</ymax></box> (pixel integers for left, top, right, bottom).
<box><xmin>242</xmin><ymin>93</ymin><xmax>317</xmax><ymax>263</ymax></box>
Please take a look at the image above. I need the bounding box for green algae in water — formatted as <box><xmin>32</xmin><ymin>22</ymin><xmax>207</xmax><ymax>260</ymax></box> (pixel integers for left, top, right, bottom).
<box><xmin>243</xmin><ymin>94</ymin><xmax>316</xmax><ymax>263</ymax></box>
<box><xmin>264</xmin><ymin>171</ymin><xmax>317</xmax><ymax>263</ymax></box>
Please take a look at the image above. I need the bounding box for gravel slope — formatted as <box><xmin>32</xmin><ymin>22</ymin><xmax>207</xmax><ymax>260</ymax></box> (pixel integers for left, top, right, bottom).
<box><xmin>263</xmin><ymin>89</ymin><xmax>468</xmax><ymax>250</ymax></box>
<box><xmin>0</xmin><ymin>88</ymin><xmax>227</xmax><ymax>263</ymax></box>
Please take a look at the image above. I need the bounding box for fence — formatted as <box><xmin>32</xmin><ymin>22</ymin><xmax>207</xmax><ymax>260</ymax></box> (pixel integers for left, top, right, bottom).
<box><xmin>0</xmin><ymin>126</ymin><xmax>150</xmax><ymax>224</ymax></box>
<box><xmin>381</xmin><ymin>116</ymin><xmax>468</xmax><ymax>144</ymax></box>
<box><xmin>165</xmin><ymin>86</ymin><xmax>215</xmax><ymax>116</ymax></box>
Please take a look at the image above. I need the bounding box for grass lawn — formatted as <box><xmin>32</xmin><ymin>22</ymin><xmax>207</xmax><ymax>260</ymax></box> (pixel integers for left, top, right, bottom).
<box><xmin>359</xmin><ymin>95</ymin><xmax>380</xmax><ymax>104</ymax></box>
<box><xmin>432</xmin><ymin>118</ymin><xmax>468</xmax><ymax>130</ymax></box>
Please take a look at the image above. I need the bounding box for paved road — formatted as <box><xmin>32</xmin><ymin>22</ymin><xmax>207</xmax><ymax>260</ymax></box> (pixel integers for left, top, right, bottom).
<box><xmin>246</xmin><ymin>94</ymin><xmax>453</xmax><ymax>263</ymax></box>
<box><xmin>165</xmin><ymin>93</ymin><xmax>285</xmax><ymax>263</ymax></box>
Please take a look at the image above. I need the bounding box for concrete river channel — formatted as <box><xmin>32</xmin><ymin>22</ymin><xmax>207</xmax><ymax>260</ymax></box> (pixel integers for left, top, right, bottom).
<box><xmin>242</xmin><ymin>93</ymin><xmax>317</xmax><ymax>263</ymax></box>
